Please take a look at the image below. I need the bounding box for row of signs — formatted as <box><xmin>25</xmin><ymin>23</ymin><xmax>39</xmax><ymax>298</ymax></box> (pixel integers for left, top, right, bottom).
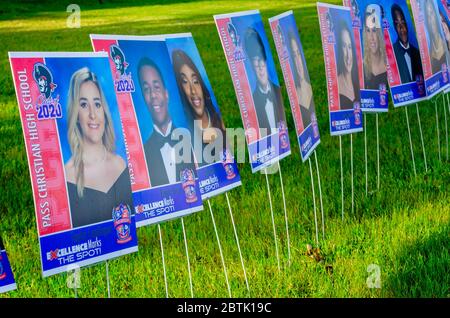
<box><xmin>4</xmin><ymin>0</ymin><xmax>449</xmax><ymax>287</ymax></box>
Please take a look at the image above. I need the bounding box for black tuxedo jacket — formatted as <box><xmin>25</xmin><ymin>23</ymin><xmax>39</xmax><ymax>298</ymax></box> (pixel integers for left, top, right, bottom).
<box><xmin>144</xmin><ymin>124</ymin><xmax>196</xmax><ymax>187</ymax></box>
<box><xmin>393</xmin><ymin>40</ymin><xmax>424</xmax><ymax>84</ymax></box>
<box><xmin>252</xmin><ymin>81</ymin><xmax>286</xmax><ymax>136</ymax></box>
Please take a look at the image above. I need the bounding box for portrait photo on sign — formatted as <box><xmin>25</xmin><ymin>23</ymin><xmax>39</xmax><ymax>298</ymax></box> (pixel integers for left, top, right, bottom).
<box><xmin>166</xmin><ymin>34</ymin><xmax>242</xmax><ymax>199</ymax></box>
<box><xmin>335</xmin><ymin>11</ymin><xmax>361</xmax><ymax>110</ymax></box>
<box><xmin>91</xmin><ymin>36</ymin><xmax>203</xmax><ymax>227</ymax></box>
<box><xmin>410</xmin><ymin>0</ymin><xmax>450</xmax><ymax>97</ymax></box>
<box><xmin>9</xmin><ymin>52</ymin><xmax>138</xmax><ymax>277</ymax></box>
<box><xmin>317</xmin><ymin>3</ymin><xmax>363</xmax><ymax>135</ymax></box>
<box><xmin>214</xmin><ymin>10</ymin><xmax>291</xmax><ymax>173</ymax></box>
<box><xmin>269</xmin><ymin>11</ymin><xmax>321</xmax><ymax>161</ymax></box>
<box><xmin>379</xmin><ymin>0</ymin><xmax>427</xmax><ymax>106</ymax></box>
<box><xmin>57</xmin><ymin>63</ymin><xmax>134</xmax><ymax>228</ymax></box>
<box><xmin>344</xmin><ymin>0</ymin><xmax>389</xmax><ymax>112</ymax></box>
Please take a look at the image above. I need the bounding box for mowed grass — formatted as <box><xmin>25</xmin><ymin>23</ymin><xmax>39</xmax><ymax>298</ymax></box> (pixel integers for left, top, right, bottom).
<box><xmin>0</xmin><ymin>0</ymin><xmax>449</xmax><ymax>298</ymax></box>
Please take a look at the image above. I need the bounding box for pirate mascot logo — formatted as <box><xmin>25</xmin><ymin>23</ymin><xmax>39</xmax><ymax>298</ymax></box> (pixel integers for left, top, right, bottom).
<box><xmin>228</xmin><ymin>22</ymin><xmax>245</xmax><ymax>62</ymax></box>
<box><xmin>112</xmin><ymin>203</ymin><xmax>132</xmax><ymax>244</ymax></box>
<box><xmin>33</xmin><ymin>63</ymin><xmax>62</xmax><ymax>120</ymax></box>
<box><xmin>110</xmin><ymin>44</ymin><xmax>135</xmax><ymax>93</ymax></box>
<box><xmin>220</xmin><ymin>148</ymin><xmax>236</xmax><ymax>180</ymax></box>
<box><xmin>181</xmin><ymin>169</ymin><xmax>198</xmax><ymax>203</ymax></box>
<box><xmin>0</xmin><ymin>254</ymin><xmax>6</xmax><ymax>280</ymax></box>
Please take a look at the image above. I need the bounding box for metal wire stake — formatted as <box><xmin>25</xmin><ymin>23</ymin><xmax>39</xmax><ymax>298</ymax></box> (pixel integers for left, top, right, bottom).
<box><xmin>364</xmin><ymin>113</ymin><xmax>368</xmax><ymax>195</ymax></box>
<box><xmin>181</xmin><ymin>217</ymin><xmax>194</xmax><ymax>298</ymax></box>
<box><xmin>416</xmin><ymin>103</ymin><xmax>428</xmax><ymax>172</ymax></box>
<box><xmin>435</xmin><ymin>99</ymin><xmax>441</xmax><ymax>161</ymax></box>
<box><xmin>339</xmin><ymin>135</ymin><xmax>344</xmax><ymax>221</ymax></box>
<box><xmin>405</xmin><ymin>107</ymin><xmax>417</xmax><ymax>176</ymax></box>
<box><xmin>277</xmin><ymin>161</ymin><xmax>291</xmax><ymax>266</ymax></box>
<box><xmin>207</xmin><ymin>200</ymin><xmax>231</xmax><ymax>297</ymax></box>
<box><xmin>309</xmin><ymin>158</ymin><xmax>319</xmax><ymax>246</ymax></box>
<box><xmin>314</xmin><ymin>151</ymin><xmax>325</xmax><ymax>240</ymax></box>
<box><xmin>106</xmin><ymin>260</ymin><xmax>111</xmax><ymax>298</ymax></box>
<box><xmin>376</xmin><ymin>113</ymin><xmax>380</xmax><ymax>190</ymax></box>
<box><xmin>225</xmin><ymin>192</ymin><xmax>250</xmax><ymax>294</ymax></box>
<box><xmin>158</xmin><ymin>224</ymin><xmax>169</xmax><ymax>298</ymax></box>
<box><xmin>264</xmin><ymin>168</ymin><xmax>280</xmax><ymax>272</ymax></box>
<box><xmin>351</xmin><ymin>134</ymin><xmax>354</xmax><ymax>215</ymax></box>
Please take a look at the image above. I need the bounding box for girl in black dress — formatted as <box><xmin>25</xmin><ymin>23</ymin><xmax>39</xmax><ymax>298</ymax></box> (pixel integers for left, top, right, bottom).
<box><xmin>363</xmin><ymin>5</ymin><xmax>388</xmax><ymax>90</ymax></box>
<box><xmin>172</xmin><ymin>49</ymin><xmax>227</xmax><ymax>167</ymax></box>
<box><xmin>65</xmin><ymin>67</ymin><xmax>133</xmax><ymax>228</ymax></box>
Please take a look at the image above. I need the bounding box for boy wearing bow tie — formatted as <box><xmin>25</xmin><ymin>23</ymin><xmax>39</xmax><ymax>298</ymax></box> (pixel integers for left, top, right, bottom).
<box><xmin>391</xmin><ymin>3</ymin><xmax>424</xmax><ymax>84</ymax></box>
<box><xmin>138</xmin><ymin>57</ymin><xmax>196</xmax><ymax>187</ymax></box>
<box><xmin>244</xmin><ymin>27</ymin><xmax>285</xmax><ymax>137</ymax></box>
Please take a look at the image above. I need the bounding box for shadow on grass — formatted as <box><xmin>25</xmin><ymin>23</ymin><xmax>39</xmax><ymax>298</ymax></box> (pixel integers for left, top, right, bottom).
<box><xmin>384</xmin><ymin>224</ymin><xmax>450</xmax><ymax>297</ymax></box>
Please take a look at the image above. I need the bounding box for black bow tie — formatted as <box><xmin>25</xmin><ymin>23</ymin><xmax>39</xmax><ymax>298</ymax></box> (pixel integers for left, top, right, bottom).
<box><xmin>153</xmin><ymin>128</ymin><xmax>177</xmax><ymax>149</ymax></box>
<box><xmin>261</xmin><ymin>88</ymin><xmax>274</xmax><ymax>104</ymax></box>
<box><xmin>399</xmin><ymin>44</ymin><xmax>411</xmax><ymax>56</ymax></box>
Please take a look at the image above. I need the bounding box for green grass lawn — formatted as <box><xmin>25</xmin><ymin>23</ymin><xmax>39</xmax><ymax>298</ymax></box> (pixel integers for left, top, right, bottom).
<box><xmin>0</xmin><ymin>0</ymin><xmax>449</xmax><ymax>298</ymax></box>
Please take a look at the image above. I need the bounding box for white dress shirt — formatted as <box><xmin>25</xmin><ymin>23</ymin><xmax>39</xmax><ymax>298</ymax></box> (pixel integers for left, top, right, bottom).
<box><xmin>400</xmin><ymin>42</ymin><xmax>413</xmax><ymax>81</ymax></box>
<box><xmin>259</xmin><ymin>84</ymin><xmax>276</xmax><ymax>131</ymax></box>
<box><xmin>154</xmin><ymin>121</ymin><xmax>177</xmax><ymax>184</ymax></box>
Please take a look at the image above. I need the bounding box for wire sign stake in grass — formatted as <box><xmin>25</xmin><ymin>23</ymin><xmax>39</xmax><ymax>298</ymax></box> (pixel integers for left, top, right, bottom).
<box><xmin>207</xmin><ymin>200</ymin><xmax>231</xmax><ymax>297</ymax></box>
<box><xmin>269</xmin><ymin>11</ymin><xmax>323</xmax><ymax>242</ymax></box>
<box><xmin>314</xmin><ymin>151</ymin><xmax>325</xmax><ymax>240</ymax></box>
<box><xmin>181</xmin><ymin>218</ymin><xmax>194</xmax><ymax>298</ymax></box>
<box><xmin>277</xmin><ymin>161</ymin><xmax>291</xmax><ymax>266</ymax></box>
<box><xmin>225</xmin><ymin>193</ymin><xmax>250</xmax><ymax>295</ymax></box>
<box><xmin>405</xmin><ymin>107</ymin><xmax>417</xmax><ymax>177</ymax></box>
<box><xmin>264</xmin><ymin>168</ymin><xmax>281</xmax><ymax>272</ymax></box>
<box><xmin>416</xmin><ymin>103</ymin><xmax>428</xmax><ymax>172</ymax></box>
<box><xmin>343</xmin><ymin>0</ymin><xmax>390</xmax><ymax>196</ymax></box>
<box><xmin>215</xmin><ymin>10</ymin><xmax>292</xmax><ymax>277</ymax></box>
<box><xmin>317</xmin><ymin>3</ymin><xmax>364</xmax><ymax>221</ymax></box>
<box><xmin>308</xmin><ymin>158</ymin><xmax>319</xmax><ymax>246</ymax></box>
<box><xmin>158</xmin><ymin>224</ymin><xmax>169</xmax><ymax>298</ymax></box>
<box><xmin>445</xmin><ymin>93</ymin><xmax>449</xmax><ymax>161</ymax></box>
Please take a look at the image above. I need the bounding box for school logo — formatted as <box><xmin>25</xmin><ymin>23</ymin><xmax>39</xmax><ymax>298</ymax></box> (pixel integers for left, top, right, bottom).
<box><xmin>0</xmin><ymin>255</ymin><xmax>6</xmax><ymax>280</ymax></box>
<box><xmin>379</xmin><ymin>83</ymin><xmax>387</xmax><ymax>106</ymax></box>
<box><xmin>326</xmin><ymin>12</ymin><xmax>335</xmax><ymax>43</ymax></box>
<box><xmin>33</xmin><ymin>63</ymin><xmax>62</xmax><ymax>120</ymax></box>
<box><xmin>276</xmin><ymin>24</ymin><xmax>289</xmax><ymax>60</ymax></box>
<box><xmin>110</xmin><ymin>44</ymin><xmax>135</xmax><ymax>93</ymax></box>
<box><xmin>113</xmin><ymin>203</ymin><xmax>132</xmax><ymax>244</ymax></box>
<box><xmin>181</xmin><ymin>169</ymin><xmax>198</xmax><ymax>203</ymax></box>
<box><xmin>353</xmin><ymin>102</ymin><xmax>361</xmax><ymax>125</ymax></box>
<box><xmin>442</xmin><ymin>63</ymin><xmax>448</xmax><ymax>83</ymax></box>
<box><xmin>416</xmin><ymin>74</ymin><xmax>425</xmax><ymax>95</ymax></box>
<box><xmin>311</xmin><ymin>112</ymin><xmax>320</xmax><ymax>138</ymax></box>
<box><xmin>350</xmin><ymin>0</ymin><xmax>361</xmax><ymax>29</ymax></box>
<box><xmin>278</xmin><ymin>121</ymin><xmax>289</xmax><ymax>149</ymax></box>
<box><xmin>228</xmin><ymin>22</ymin><xmax>245</xmax><ymax>62</ymax></box>
<box><xmin>221</xmin><ymin>149</ymin><xmax>236</xmax><ymax>180</ymax></box>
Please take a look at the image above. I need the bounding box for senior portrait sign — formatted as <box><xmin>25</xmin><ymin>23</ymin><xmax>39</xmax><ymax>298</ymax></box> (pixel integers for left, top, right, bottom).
<box><xmin>165</xmin><ymin>33</ymin><xmax>242</xmax><ymax>199</ymax></box>
<box><xmin>410</xmin><ymin>0</ymin><xmax>450</xmax><ymax>98</ymax></box>
<box><xmin>378</xmin><ymin>0</ymin><xmax>427</xmax><ymax>106</ymax></box>
<box><xmin>91</xmin><ymin>35</ymin><xmax>204</xmax><ymax>226</ymax></box>
<box><xmin>214</xmin><ymin>10</ymin><xmax>291</xmax><ymax>173</ymax></box>
<box><xmin>344</xmin><ymin>0</ymin><xmax>389</xmax><ymax>112</ymax></box>
<box><xmin>317</xmin><ymin>3</ymin><xmax>364</xmax><ymax>135</ymax></box>
<box><xmin>269</xmin><ymin>11</ymin><xmax>321</xmax><ymax>161</ymax></box>
<box><xmin>9</xmin><ymin>52</ymin><xmax>138</xmax><ymax>277</ymax></box>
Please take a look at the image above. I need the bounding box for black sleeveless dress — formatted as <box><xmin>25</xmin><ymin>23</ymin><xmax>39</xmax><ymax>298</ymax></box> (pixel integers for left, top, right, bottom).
<box><xmin>67</xmin><ymin>168</ymin><xmax>133</xmax><ymax>228</ymax></box>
